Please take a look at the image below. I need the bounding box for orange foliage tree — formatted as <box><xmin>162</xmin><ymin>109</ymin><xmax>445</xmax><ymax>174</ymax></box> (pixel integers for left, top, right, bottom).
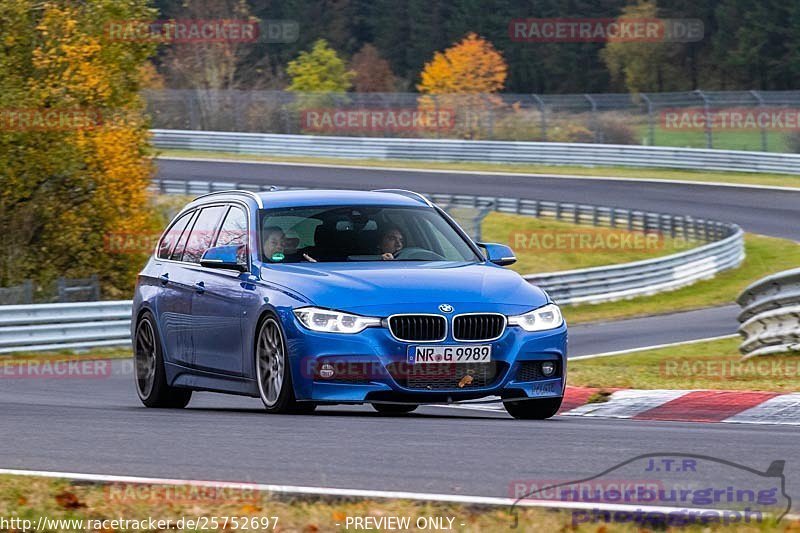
<box><xmin>0</xmin><ymin>0</ymin><xmax>157</xmax><ymax>299</ymax></box>
<box><xmin>417</xmin><ymin>33</ymin><xmax>507</xmax><ymax>138</ymax></box>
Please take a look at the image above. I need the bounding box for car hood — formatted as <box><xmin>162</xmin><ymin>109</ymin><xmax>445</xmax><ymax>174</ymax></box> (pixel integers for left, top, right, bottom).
<box><xmin>258</xmin><ymin>261</ymin><xmax>549</xmax><ymax>316</ymax></box>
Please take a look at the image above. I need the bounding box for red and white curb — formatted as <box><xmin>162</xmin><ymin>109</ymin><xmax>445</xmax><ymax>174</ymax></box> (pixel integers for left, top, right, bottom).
<box><xmin>435</xmin><ymin>387</ymin><xmax>800</xmax><ymax>425</ymax></box>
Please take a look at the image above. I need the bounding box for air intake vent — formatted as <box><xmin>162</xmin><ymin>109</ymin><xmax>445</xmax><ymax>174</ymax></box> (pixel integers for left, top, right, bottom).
<box><xmin>453</xmin><ymin>314</ymin><xmax>506</xmax><ymax>341</ymax></box>
<box><xmin>388</xmin><ymin>315</ymin><xmax>446</xmax><ymax>342</ymax></box>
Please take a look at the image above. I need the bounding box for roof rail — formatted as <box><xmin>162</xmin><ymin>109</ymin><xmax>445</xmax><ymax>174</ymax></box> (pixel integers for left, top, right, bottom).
<box><xmin>372</xmin><ymin>189</ymin><xmax>433</xmax><ymax>207</ymax></box>
<box><xmin>192</xmin><ymin>190</ymin><xmax>264</xmax><ymax>208</ymax></box>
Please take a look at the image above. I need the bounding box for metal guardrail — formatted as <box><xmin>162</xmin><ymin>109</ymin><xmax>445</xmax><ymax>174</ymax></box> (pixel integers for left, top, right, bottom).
<box><xmin>152</xmin><ymin>129</ymin><xmax>800</xmax><ymax>175</ymax></box>
<box><xmin>0</xmin><ymin>301</ymin><xmax>132</xmax><ymax>354</ymax></box>
<box><xmin>1</xmin><ymin>187</ymin><xmax>744</xmax><ymax>353</ymax></box>
<box><xmin>737</xmin><ymin>268</ymin><xmax>800</xmax><ymax>357</ymax></box>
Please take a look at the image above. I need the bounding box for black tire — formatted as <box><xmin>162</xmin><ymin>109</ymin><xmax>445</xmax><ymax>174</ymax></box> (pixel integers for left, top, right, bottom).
<box><xmin>372</xmin><ymin>403</ymin><xmax>418</xmax><ymax>415</ymax></box>
<box><xmin>134</xmin><ymin>313</ymin><xmax>192</xmax><ymax>409</ymax></box>
<box><xmin>503</xmin><ymin>397</ymin><xmax>562</xmax><ymax>420</ymax></box>
<box><xmin>256</xmin><ymin>316</ymin><xmax>316</xmax><ymax>414</ymax></box>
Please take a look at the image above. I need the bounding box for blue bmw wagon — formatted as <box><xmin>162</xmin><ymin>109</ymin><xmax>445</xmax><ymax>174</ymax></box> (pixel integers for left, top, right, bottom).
<box><xmin>131</xmin><ymin>189</ymin><xmax>567</xmax><ymax>419</ymax></box>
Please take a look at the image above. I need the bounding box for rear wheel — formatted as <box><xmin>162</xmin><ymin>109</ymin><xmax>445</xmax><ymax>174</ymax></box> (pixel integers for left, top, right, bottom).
<box><xmin>503</xmin><ymin>397</ymin><xmax>562</xmax><ymax>420</ymax></box>
<box><xmin>256</xmin><ymin>316</ymin><xmax>316</xmax><ymax>414</ymax></box>
<box><xmin>134</xmin><ymin>313</ymin><xmax>192</xmax><ymax>408</ymax></box>
<box><xmin>372</xmin><ymin>403</ymin><xmax>418</xmax><ymax>415</ymax></box>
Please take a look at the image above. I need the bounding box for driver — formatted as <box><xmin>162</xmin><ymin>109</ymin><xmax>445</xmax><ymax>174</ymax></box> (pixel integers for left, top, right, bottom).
<box><xmin>378</xmin><ymin>226</ymin><xmax>404</xmax><ymax>260</ymax></box>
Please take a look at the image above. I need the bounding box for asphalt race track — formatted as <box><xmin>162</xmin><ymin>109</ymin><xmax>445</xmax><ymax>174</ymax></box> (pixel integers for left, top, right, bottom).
<box><xmin>2</xmin><ymin>360</ymin><xmax>799</xmax><ymax>511</ymax></box>
<box><xmin>157</xmin><ymin>158</ymin><xmax>800</xmax><ymax>239</ymax></box>
<box><xmin>2</xmin><ymin>159</ymin><xmax>797</xmax><ymax>512</ymax></box>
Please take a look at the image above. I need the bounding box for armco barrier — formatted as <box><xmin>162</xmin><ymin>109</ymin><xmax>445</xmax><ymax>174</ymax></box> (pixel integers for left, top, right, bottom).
<box><xmin>0</xmin><ymin>301</ymin><xmax>132</xmax><ymax>354</ymax></box>
<box><xmin>737</xmin><ymin>268</ymin><xmax>800</xmax><ymax>357</ymax></box>
<box><xmin>151</xmin><ymin>129</ymin><xmax>800</xmax><ymax>175</ymax></box>
<box><xmin>0</xmin><ymin>190</ymin><xmax>744</xmax><ymax>353</ymax></box>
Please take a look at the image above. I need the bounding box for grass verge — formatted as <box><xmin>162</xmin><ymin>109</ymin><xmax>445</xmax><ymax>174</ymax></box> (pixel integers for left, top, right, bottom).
<box><xmin>157</xmin><ymin>148</ymin><xmax>800</xmax><ymax>189</ymax></box>
<box><xmin>569</xmin><ymin>337</ymin><xmax>800</xmax><ymax>393</ymax></box>
<box><xmin>0</xmin><ymin>347</ymin><xmax>131</xmax><ymax>364</ymax></box>
<box><xmin>0</xmin><ymin>475</ymin><xmax>790</xmax><ymax>532</ymax></box>
<box><xmin>482</xmin><ymin>212</ymin><xmax>692</xmax><ymax>274</ymax></box>
<box><xmin>562</xmin><ymin>234</ymin><xmax>800</xmax><ymax>324</ymax></box>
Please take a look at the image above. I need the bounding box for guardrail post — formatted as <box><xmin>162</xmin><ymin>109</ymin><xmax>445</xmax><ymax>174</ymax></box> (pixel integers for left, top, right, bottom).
<box><xmin>694</xmin><ymin>89</ymin><xmax>713</xmax><ymax>149</ymax></box>
<box><xmin>532</xmin><ymin>94</ymin><xmax>547</xmax><ymax>141</ymax></box>
<box><xmin>584</xmin><ymin>94</ymin><xmax>599</xmax><ymax>142</ymax></box>
<box><xmin>640</xmin><ymin>93</ymin><xmax>655</xmax><ymax>146</ymax></box>
<box><xmin>750</xmin><ymin>90</ymin><xmax>768</xmax><ymax>152</ymax></box>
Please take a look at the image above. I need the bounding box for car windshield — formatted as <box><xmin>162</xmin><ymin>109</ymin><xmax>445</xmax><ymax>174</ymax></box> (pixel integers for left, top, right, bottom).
<box><xmin>258</xmin><ymin>205</ymin><xmax>481</xmax><ymax>264</ymax></box>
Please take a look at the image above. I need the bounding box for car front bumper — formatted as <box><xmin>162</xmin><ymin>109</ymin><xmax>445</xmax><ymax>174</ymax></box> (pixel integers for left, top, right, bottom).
<box><xmin>283</xmin><ymin>315</ymin><xmax>568</xmax><ymax>404</ymax></box>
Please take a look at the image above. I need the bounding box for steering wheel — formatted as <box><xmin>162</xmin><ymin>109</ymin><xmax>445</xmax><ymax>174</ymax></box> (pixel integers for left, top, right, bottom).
<box><xmin>393</xmin><ymin>247</ymin><xmax>445</xmax><ymax>261</ymax></box>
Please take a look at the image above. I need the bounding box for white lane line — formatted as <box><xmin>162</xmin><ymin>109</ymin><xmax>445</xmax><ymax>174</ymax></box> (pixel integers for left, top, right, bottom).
<box><xmin>570</xmin><ymin>334</ymin><xmax>738</xmax><ymax>361</ymax></box>
<box><xmin>0</xmin><ymin>468</ymin><xmax>776</xmax><ymax>517</ymax></box>
<box><xmin>157</xmin><ymin>156</ymin><xmax>800</xmax><ymax>193</ymax></box>
<box><xmin>561</xmin><ymin>389</ymin><xmax>690</xmax><ymax>418</ymax></box>
<box><xmin>724</xmin><ymin>393</ymin><xmax>800</xmax><ymax>426</ymax></box>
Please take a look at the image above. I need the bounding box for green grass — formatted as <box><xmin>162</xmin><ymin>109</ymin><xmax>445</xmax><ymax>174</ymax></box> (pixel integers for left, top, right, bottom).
<box><xmin>647</xmin><ymin>127</ymin><xmax>789</xmax><ymax>153</ymax></box>
<box><xmin>157</xmin><ymin>148</ymin><xmax>800</xmax><ymax>189</ymax></box>
<box><xmin>482</xmin><ymin>212</ymin><xmax>694</xmax><ymax>274</ymax></box>
<box><xmin>569</xmin><ymin>337</ymin><xmax>800</xmax><ymax>392</ymax></box>
<box><xmin>562</xmin><ymin>234</ymin><xmax>800</xmax><ymax>324</ymax></box>
<box><xmin>0</xmin><ymin>474</ymin><xmax>789</xmax><ymax>532</ymax></box>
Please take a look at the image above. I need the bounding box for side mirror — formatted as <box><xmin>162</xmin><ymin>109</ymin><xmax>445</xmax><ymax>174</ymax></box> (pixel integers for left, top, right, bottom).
<box><xmin>200</xmin><ymin>245</ymin><xmax>248</xmax><ymax>272</ymax></box>
<box><xmin>477</xmin><ymin>242</ymin><xmax>517</xmax><ymax>266</ymax></box>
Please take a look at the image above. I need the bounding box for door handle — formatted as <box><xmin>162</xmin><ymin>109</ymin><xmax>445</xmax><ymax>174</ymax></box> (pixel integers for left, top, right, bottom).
<box><xmin>159</xmin><ymin>273</ymin><xmax>169</xmax><ymax>285</ymax></box>
<box><xmin>195</xmin><ymin>281</ymin><xmax>205</xmax><ymax>294</ymax></box>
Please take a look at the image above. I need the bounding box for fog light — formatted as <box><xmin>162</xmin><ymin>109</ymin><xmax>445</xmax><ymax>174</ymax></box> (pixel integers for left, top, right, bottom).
<box><xmin>541</xmin><ymin>361</ymin><xmax>556</xmax><ymax>377</ymax></box>
<box><xmin>319</xmin><ymin>363</ymin><xmax>335</xmax><ymax>379</ymax></box>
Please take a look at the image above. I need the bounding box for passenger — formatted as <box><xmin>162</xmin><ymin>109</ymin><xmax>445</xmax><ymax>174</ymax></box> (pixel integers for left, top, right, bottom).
<box><xmin>263</xmin><ymin>226</ymin><xmax>317</xmax><ymax>263</ymax></box>
<box><xmin>262</xmin><ymin>226</ymin><xmax>285</xmax><ymax>261</ymax></box>
<box><xmin>378</xmin><ymin>227</ymin><xmax>404</xmax><ymax>260</ymax></box>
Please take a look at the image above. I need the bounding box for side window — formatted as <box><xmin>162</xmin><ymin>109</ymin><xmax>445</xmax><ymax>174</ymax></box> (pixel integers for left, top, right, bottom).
<box><xmin>169</xmin><ymin>210</ymin><xmax>197</xmax><ymax>261</ymax></box>
<box><xmin>157</xmin><ymin>211</ymin><xmax>193</xmax><ymax>259</ymax></box>
<box><xmin>182</xmin><ymin>206</ymin><xmax>226</xmax><ymax>263</ymax></box>
<box><xmin>215</xmin><ymin>206</ymin><xmax>248</xmax><ymax>247</ymax></box>
<box><xmin>216</xmin><ymin>206</ymin><xmax>248</xmax><ymax>263</ymax></box>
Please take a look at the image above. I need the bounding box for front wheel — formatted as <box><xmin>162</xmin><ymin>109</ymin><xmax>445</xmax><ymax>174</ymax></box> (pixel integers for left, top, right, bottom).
<box><xmin>134</xmin><ymin>313</ymin><xmax>192</xmax><ymax>408</ymax></box>
<box><xmin>372</xmin><ymin>403</ymin><xmax>418</xmax><ymax>415</ymax></box>
<box><xmin>256</xmin><ymin>316</ymin><xmax>316</xmax><ymax>414</ymax></box>
<box><xmin>503</xmin><ymin>397</ymin><xmax>562</xmax><ymax>420</ymax></box>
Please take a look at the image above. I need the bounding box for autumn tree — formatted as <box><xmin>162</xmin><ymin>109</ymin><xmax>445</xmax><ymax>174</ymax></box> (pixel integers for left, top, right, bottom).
<box><xmin>600</xmin><ymin>0</ymin><xmax>684</xmax><ymax>93</ymax></box>
<box><xmin>0</xmin><ymin>0</ymin><xmax>157</xmax><ymax>298</ymax></box>
<box><xmin>350</xmin><ymin>44</ymin><xmax>396</xmax><ymax>92</ymax></box>
<box><xmin>417</xmin><ymin>33</ymin><xmax>507</xmax><ymax>138</ymax></box>
<box><xmin>287</xmin><ymin>39</ymin><xmax>354</xmax><ymax>92</ymax></box>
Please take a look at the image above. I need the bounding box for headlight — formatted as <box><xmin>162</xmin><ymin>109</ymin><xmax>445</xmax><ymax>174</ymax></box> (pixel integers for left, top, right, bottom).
<box><xmin>293</xmin><ymin>307</ymin><xmax>381</xmax><ymax>334</ymax></box>
<box><xmin>508</xmin><ymin>304</ymin><xmax>563</xmax><ymax>332</ymax></box>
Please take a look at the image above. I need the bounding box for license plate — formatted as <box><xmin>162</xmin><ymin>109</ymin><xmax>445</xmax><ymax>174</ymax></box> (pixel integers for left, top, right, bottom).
<box><xmin>408</xmin><ymin>345</ymin><xmax>492</xmax><ymax>364</ymax></box>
